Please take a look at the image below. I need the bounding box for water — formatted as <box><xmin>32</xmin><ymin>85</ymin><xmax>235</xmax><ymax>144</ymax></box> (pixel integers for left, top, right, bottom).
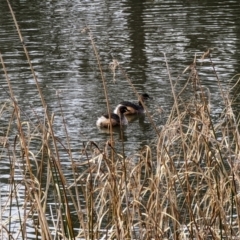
<box><xmin>1</xmin><ymin>0</ymin><xmax>240</xmax><ymax>152</ymax></box>
<box><xmin>1</xmin><ymin>0</ymin><xmax>240</xmax><ymax>238</ymax></box>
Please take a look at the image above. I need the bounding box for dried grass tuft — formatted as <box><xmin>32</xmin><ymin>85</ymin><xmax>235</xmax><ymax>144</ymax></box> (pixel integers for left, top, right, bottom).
<box><xmin>1</xmin><ymin>2</ymin><xmax>240</xmax><ymax>239</ymax></box>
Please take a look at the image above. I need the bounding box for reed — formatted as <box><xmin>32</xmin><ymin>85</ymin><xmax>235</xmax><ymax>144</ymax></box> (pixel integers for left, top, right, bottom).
<box><xmin>1</xmin><ymin>1</ymin><xmax>240</xmax><ymax>239</ymax></box>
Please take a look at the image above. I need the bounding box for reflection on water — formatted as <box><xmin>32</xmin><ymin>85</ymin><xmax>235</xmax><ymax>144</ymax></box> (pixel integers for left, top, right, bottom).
<box><xmin>0</xmin><ymin>0</ymin><xmax>239</xmax><ymax>152</ymax></box>
<box><xmin>0</xmin><ymin>0</ymin><xmax>239</xmax><ymax>173</ymax></box>
<box><xmin>0</xmin><ymin>0</ymin><xmax>240</xmax><ymax>237</ymax></box>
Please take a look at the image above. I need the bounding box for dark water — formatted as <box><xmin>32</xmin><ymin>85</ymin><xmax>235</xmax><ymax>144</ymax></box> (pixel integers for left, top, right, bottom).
<box><xmin>0</xmin><ymin>0</ymin><xmax>240</xmax><ymax>237</ymax></box>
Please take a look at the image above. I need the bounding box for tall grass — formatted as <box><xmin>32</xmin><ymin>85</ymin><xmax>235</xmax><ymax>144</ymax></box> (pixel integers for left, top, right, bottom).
<box><xmin>1</xmin><ymin>1</ymin><xmax>240</xmax><ymax>239</ymax></box>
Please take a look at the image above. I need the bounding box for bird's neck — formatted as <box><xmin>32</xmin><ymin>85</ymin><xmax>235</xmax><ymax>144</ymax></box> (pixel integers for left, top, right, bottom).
<box><xmin>138</xmin><ymin>100</ymin><xmax>143</xmax><ymax>107</ymax></box>
<box><xmin>120</xmin><ymin>114</ymin><xmax>128</xmax><ymax>125</ymax></box>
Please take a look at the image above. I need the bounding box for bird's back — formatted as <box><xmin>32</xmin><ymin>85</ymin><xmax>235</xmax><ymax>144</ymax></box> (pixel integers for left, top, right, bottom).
<box><xmin>114</xmin><ymin>101</ymin><xmax>143</xmax><ymax>115</ymax></box>
<box><xmin>96</xmin><ymin>113</ymin><xmax>120</xmax><ymax>127</ymax></box>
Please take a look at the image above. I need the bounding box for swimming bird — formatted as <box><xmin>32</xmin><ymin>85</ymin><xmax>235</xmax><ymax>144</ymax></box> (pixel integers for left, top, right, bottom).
<box><xmin>96</xmin><ymin>105</ymin><xmax>128</xmax><ymax>128</ymax></box>
<box><xmin>114</xmin><ymin>93</ymin><xmax>151</xmax><ymax>115</ymax></box>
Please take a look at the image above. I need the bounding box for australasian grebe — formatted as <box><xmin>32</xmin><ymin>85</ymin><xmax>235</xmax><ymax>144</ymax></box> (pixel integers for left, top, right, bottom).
<box><xmin>96</xmin><ymin>105</ymin><xmax>128</xmax><ymax>128</ymax></box>
<box><xmin>114</xmin><ymin>93</ymin><xmax>151</xmax><ymax>115</ymax></box>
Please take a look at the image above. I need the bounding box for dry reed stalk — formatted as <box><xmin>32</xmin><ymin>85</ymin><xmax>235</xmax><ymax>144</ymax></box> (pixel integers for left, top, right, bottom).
<box><xmin>155</xmin><ymin>51</ymin><xmax>240</xmax><ymax>238</ymax></box>
<box><xmin>2</xmin><ymin>2</ymin><xmax>240</xmax><ymax>237</ymax></box>
<box><xmin>109</xmin><ymin>59</ymin><xmax>160</xmax><ymax>137</ymax></box>
<box><xmin>82</xmin><ymin>27</ymin><xmax>115</xmax><ymax>147</ymax></box>
<box><xmin>73</xmin><ymin>52</ymin><xmax>240</xmax><ymax>239</ymax></box>
<box><xmin>2</xmin><ymin>1</ymin><xmax>80</xmax><ymax>239</ymax></box>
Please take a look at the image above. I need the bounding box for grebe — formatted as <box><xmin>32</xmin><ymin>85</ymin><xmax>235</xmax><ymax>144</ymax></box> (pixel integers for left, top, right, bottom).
<box><xmin>96</xmin><ymin>105</ymin><xmax>128</xmax><ymax>128</ymax></box>
<box><xmin>114</xmin><ymin>93</ymin><xmax>151</xmax><ymax>115</ymax></box>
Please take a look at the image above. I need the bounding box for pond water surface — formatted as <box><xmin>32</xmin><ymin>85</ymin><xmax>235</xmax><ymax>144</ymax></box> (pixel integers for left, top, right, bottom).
<box><xmin>1</xmin><ymin>0</ymin><xmax>240</xmax><ymax>238</ymax></box>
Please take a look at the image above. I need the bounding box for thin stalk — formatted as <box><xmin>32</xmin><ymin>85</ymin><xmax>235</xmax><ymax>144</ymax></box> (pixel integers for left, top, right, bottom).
<box><xmin>117</xmin><ymin>63</ymin><xmax>160</xmax><ymax>137</ymax></box>
<box><xmin>164</xmin><ymin>53</ymin><xmax>199</xmax><ymax>238</ymax></box>
<box><xmin>56</xmin><ymin>93</ymin><xmax>87</xmax><ymax>239</ymax></box>
<box><xmin>85</xmin><ymin>27</ymin><xmax>114</xmax><ymax>147</ymax></box>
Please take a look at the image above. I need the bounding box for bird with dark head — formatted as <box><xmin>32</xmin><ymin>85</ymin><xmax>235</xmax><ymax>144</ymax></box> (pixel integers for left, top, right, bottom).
<box><xmin>114</xmin><ymin>93</ymin><xmax>151</xmax><ymax>115</ymax></box>
<box><xmin>96</xmin><ymin>105</ymin><xmax>128</xmax><ymax>128</ymax></box>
